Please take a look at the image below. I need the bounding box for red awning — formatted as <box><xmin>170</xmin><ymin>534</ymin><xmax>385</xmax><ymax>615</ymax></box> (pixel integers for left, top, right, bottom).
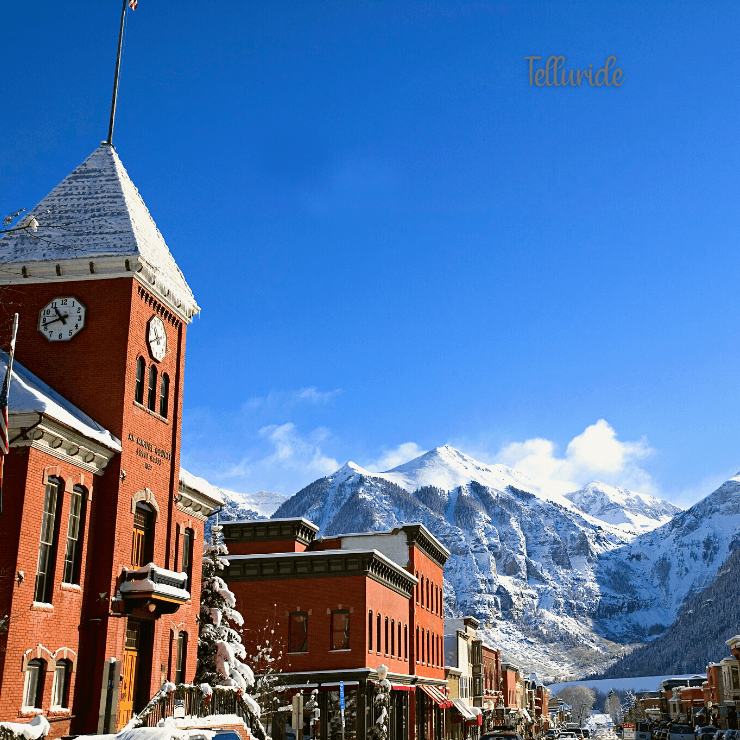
<box><xmin>391</xmin><ymin>684</ymin><xmax>415</xmax><ymax>691</ymax></box>
<box><xmin>420</xmin><ymin>684</ymin><xmax>453</xmax><ymax>709</ymax></box>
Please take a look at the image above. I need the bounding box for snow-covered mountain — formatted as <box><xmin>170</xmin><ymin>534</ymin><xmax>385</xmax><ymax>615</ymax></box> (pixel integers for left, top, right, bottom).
<box><xmin>270</xmin><ymin>446</ymin><xmax>739</xmax><ymax>681</ymax></box>
<box><xmin>564</xmin><ymin>481</ymin><xmax>682</xmax><ymax>535</ymax></box>
<box><xmin>220</xmin><ymin>489</ymin><xmax>289</xmax><ymax>519</ymax></box>
<box><xmin>595</xmin><ymin>474</ymin><xmax>740</xmax><ymax>641</ymax></box>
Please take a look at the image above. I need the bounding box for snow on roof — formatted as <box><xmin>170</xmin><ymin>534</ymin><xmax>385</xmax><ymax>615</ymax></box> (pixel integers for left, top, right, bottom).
<box><xmin>179</xmin><ymin>468</ymin><xmax>225</xmax><ymax>505</ymax></box>
<box><xmin>1</xmin><ymin>349</ymin><xmax>121</xmax><ymax>451</ymax></box>
<box><xmin>0</xmin><ymin>144</ymin><xmax>198</xmax><ymax>317</ymax></box>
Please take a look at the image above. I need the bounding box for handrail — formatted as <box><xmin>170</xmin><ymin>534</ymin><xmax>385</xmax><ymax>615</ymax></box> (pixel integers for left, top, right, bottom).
<box><xmin>129</xmin><ymin>684</ymin><xmax>266</xmax><ymax>740</ymax></box>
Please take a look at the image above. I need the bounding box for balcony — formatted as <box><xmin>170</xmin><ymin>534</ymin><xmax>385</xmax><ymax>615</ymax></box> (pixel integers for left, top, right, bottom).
<box><xmin>119</xmin><ymin>563</ymin><xmax>190</xmax><ymax>615</ymax></box>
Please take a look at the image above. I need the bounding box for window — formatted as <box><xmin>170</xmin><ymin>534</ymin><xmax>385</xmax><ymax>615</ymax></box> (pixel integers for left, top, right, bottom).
<box><xmin>368</xmin><ymin>611</ymin><xmax>373</xmax><ymax>651</ymax></box>
<box><xmin>62</xmin><ymin>486</ymin><xmax>86</xmax><ymax>584</ymax></box>
<box><xmin>23</xmin><ymin>659</ymin><xmax>46</xmax><ymax>709</ymax></box>
<box><xmin>421</xmin><ymin>629</ymin><xmax>425</xmax><ymax>663</ymax></box>
<box><xmin>159</xmin><ymin>373</ymin><xmax>169</xmax><ymax>418</ymax></box>
<box><xmin>390</xmin><ymin>620</ymin><xmax>395</xmax><ymax>657</ymax></box>
<box><xmin>398</xmin><ymin>622</ymin><xmax>402</xmax><ymax>660</ymax></box>
<box><xmin>415</xmin><ymin>572</ymin><xmax>419</xmax><ymax>603</ymax></box>
<box><xmin>427</xmin><ymin>632</ymin><xmax>430</xmax><ymax>665</ymax></box>
<box><xmin>420</xmin><ymin>576</ymin><xmax>424</xmax><ymax>607</ymax></box>
<box><xmin>376</xmin><ymin>613</ymin><xmax>381</xmax><ymax>653</ymax></box>
<box><xmin>135</xmin><ymin>357</ymin><xmax>145</xmax><ymax>404</ymax></box>
<box><xmin>426</xmin><ymin>579</ymin><xmax>430</xmax><ymax>609</ymax></box>
<box><xmin>51</xmin><ymin>660</ymin><xmax>71</xmax><ymax>709</ymax></box>
<box><xmin>404</xmin><ymin>625</ymin><xmax>408</xmax><ymax>660</ymax></box>
<box><xmin>384</xmin><ymin>617</ymin><xmax>389</xmax><ymax>655</ymax></box>
<box><xmin>35</xmin><ymin>478</ymin><xmax>62</xmax><ymax>603</ymax></box>
<box><xmin>289</xmin><ymin>612</ymin><xmax>308</xmax><ymax>653</ymax></box>
<box><xmin>147</xmin><ymin>365</ymin><xmax>157</xmax><ymax>412</ymax></box>
<box><xmin>331</xmin><ymin>610</ymin><xmax>350</xmax><ymax>651</ymax></box>
<box><xmin>131</xmin><ymin>503</ymin><xmax>154</xmax><ymax>568</ymax></box>
<box><xmin>175</xmin><ymin>631</ymin><xmax>188</xmax><ymax>684</ymax></box>
<box><xmin>416</xmin><ymin>627</ymin><xmax>419</xmax><ymax>663</ymax></box>
<box><xmin>181</xmin><ymin>527</ymin><xmax>193</xmax><ymax>592</ymax></box>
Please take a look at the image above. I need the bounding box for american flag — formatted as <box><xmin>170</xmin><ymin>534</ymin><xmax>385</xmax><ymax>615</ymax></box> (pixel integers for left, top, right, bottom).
<box><xmin>129</xmin><ymin>0</ymin><xmax>137</xmax><ymax>9</ymax></box>
<box><xmin>0</xmin><ymin>314</ymin><xmax>19</xmax><ymax>515</ymax></box>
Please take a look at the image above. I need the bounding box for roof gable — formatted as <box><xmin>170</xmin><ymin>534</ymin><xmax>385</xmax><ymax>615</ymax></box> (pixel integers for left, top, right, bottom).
<box><xmin>0</xmin><ymin>144</ymin><xmax>199</xmax><ymax>319</ymax></box>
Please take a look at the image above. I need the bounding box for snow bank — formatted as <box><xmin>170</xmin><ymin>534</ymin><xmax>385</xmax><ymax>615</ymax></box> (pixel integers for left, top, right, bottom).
<box><xmin>0</xmin><ymin>716</ymin><xmax>50</xmax><ymax>740</ymax></box>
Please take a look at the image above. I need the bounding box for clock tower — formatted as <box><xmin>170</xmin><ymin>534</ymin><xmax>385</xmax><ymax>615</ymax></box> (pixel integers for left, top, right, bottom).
<box><xmin>0</xmin><ymin>143</ymin><xmax>218</xmax><ymax>736</ymax></box>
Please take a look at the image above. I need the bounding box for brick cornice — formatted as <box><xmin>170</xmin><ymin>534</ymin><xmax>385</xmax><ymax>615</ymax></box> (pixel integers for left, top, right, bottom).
<box><xmin>225</xmin><ymin>550</ymin><xmax>417</xmax><ymax>598</ymax></box>
<box><xmin>402</xmin><ymin>524</ymin><xmax>450</xmax><ymax>567</ymax></box>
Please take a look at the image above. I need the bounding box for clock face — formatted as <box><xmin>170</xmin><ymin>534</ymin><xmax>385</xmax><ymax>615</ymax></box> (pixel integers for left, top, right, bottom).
<box><xmin>147</xmin><ymin>316</ymin><xmax>167</xmax><ymax>362</ymax></box>
<box><xmin>38</xmin><ymin>297</ymin><xmax>87</xmax><ymax>342</ymax></box>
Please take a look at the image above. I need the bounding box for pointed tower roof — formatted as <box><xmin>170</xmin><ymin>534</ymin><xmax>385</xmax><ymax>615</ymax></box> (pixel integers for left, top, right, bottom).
<box><xmin>0</xmin><ymin>143</ymin><xmax>199</xmax><ymax>320</ymax></box>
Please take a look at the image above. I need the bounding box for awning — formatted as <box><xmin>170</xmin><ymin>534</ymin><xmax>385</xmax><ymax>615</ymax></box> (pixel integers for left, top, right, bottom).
<box><xmin>419</xmin><ymin>685</ymin><xmax>453</xmax><ymax>709</ymax></box>
<box><xmin>391</xmin><ymin>684</ymin><xmax>415</xmax><ymax>691</ymax></box>
<box><xmin>451</xmin><ymin>699</ymin><xmax>478</xmax><ymax>721</ymax></box>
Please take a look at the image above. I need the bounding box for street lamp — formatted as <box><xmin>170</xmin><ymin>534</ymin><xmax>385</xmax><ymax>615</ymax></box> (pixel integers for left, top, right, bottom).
<box><xmin>372</xmin><ymin>665</ymin><xmax>391</xmax><ymax>740</ymax></box>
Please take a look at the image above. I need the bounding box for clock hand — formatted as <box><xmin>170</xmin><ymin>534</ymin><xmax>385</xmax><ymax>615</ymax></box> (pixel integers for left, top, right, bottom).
<box><xmin>44</xmin><ymin>316</ymin><xmax>64</xmax><ymax>327</ymax></box>
<box><xmin>54</xmin><ymin>307</ymin><xmax>68</xmax><ymax>325</ymax></box>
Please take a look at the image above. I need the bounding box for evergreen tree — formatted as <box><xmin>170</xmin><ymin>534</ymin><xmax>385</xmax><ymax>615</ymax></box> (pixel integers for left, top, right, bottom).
<box><xmin>195</xmin><ymin>523</ymin><xmax>255</xmax><ymax>690</ymax></box>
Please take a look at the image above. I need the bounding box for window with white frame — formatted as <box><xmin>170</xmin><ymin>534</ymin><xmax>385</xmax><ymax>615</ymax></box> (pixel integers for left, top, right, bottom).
<box><xmin>51</xmin><ymin>660</ymin><xmax>71</xmax><ymax>709</ymax></box>
<box><xmin>23</xmin><ymin>659</ymin><xmax>46</xmax><ymax>710</ymax></box>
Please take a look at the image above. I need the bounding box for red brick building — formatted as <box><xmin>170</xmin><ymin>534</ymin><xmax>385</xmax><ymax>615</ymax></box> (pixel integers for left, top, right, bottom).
<box><xmin>221</xmin><ymin>518</ymin><xmax>451</xmax><ymax>740</ymax></box>
<box><xmin>0</xmin><ymin>144</ymin><xmax>221</xmax><ymax>736</ymax></box>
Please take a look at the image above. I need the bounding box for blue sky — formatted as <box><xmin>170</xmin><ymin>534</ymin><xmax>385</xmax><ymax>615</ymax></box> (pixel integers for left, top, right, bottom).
<box><xmin>3</xmin><ymin>1</ymin><xmax>740</xmax><ymax>506</ymax></box>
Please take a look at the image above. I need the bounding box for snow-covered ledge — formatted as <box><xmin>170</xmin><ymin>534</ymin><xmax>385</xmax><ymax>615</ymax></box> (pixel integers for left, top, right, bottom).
<box><xmin>119</xmin><ymin>563</ymin><xmax>190</xmax><ymax>615</ymax></box>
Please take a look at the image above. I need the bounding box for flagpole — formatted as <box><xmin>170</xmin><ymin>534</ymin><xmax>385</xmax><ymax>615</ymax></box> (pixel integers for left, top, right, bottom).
<box><xmin>0</xmin><ymin>314</ymin><xmax>19</xmax><ymax>516</ymax></box>
<box><xmin>107</xmin><ymin>0</ymin><xmax>129</xmax><ymax>146</ymax></box>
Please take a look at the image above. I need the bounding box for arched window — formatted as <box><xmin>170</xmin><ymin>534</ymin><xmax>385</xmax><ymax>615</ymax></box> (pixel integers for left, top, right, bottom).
<box><xmin>404</xmin><ymin>625</ymin><xmax>408</xmax><ymax>660</ymax></box>
<box><xmin>289</xmin><ymin>612</ymin><xmax>308</xmax><ymax>653</ymax></box>
<box><xmin>415</xmin><ymin>571</ymin><xmax>419</xmax><ymax>603</ymax></box>
<box><xmin>398</xmin><ymin>622</ymin><xmax>402</xmax><ymax>659</ymax></box>
<box><xmin>376</xmin><ymin>613</ymin><xmax>381</xmax><ymax>653</ymax></box>
<box><xmin>175</xmin><ymin>631</ymin><xmax>188</xmax><ymax>684</ymax></box>
<box><xmin>181</xmin><ymin>527</ymin><xmax>193</xmax><ymax>592</ymax></box>
<box><xmin>331</xmin><ymin>610</ymin><xmax>350</xmax><ymax>651</ymax></box>
<box><xmin>384</xmin><ymin>617</ymin><xmax>389</xmax><ymax>655</ymax></box>
<box><xmin>62</xmin><ymin>485</ymin><xmax>87</xmax><ymax>585</ymax></box>
<box><xmin>52</xmin><ymin>659</ymin><xmax>72</xmax><ymax>709</ymax></box>
<box><xmin>159</xmin><ymin>373</ymin><xmax>169</xmax><ymax>418</ymax></box>
<box><xmin>415</xmin><ymin>627</ymin><xmax>419</xmax><ymax>663</ymax></box>
<box><xmin>135</xmin><ymin>357</ymin><xmax>145</xmax><ymax>404</ymax></box>
<box><xmin>420</xmin><ymin>576</ymin><xmax>424</xmax><ymax>607</ymax></box>
<box><xmin>23</xmin><ymin>659</ymin><xmax>46</xmax><ymax>710</ymax></box>
<box><xmin>426</xmin><ymin>579</ymin><xmax>430</xmax><ymax>609</ymax></box>
<box><xmin>427</xmin><ymin>631</ymin><xmax>431</xmax><ymax>665</ymax></box>
<box><xmin>147</xmin><ymin>365</ymin><xmax>157</xmax><ymax>412</ymax></box>
<box><xmin>131</xmin><ymin>502</ymin><xmax>155</xmax><ymax>568</ymax></box>
<box><xmin>390</xmin><ymin>620</ymin><xmax>395</xmax><ymax>657</ymax></box>
<box><xmin>368</xmin><ymin>611</ymin><xmax>373</xmax><ymax>652</ymax></box>
<box><xmin>35</xmin><ymin>477</ymin><xmax>63</xmax><ymax>603</ymax></box>
<box><xmin>421</xmin><ymin>628</ymin><xmax>425</xmax><ymax>663</ymax></box>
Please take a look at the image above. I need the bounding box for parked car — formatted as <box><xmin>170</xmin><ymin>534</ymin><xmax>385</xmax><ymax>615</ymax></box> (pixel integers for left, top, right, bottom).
<box><xmin>482</xmin><ymin>733</ymin><xmax>524</xmax><ymax>740</ymax></box>
<box><xmin>668</xmin><ymin>724</ymin><xmax>695</xmax><ymax>740</ymax></box>
<box><xmin>711</xmin><ymin>731</ymin><xmax>726</xmax><ymax>740</ymax></box>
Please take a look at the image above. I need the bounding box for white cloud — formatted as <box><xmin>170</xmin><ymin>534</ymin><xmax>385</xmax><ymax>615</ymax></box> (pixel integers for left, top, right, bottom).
<box><xmin>494</xmin><ymin>419</ymin><xmax>656</xmax><ymax>496</ymax></box>
<box><xmin>242</xmin><ymin>387</ymin><xmax>341</xmax><ymax>413</ymax></box>
<box><xmin>363</xmin><ymin>442</ymin><xmax>424</xmax><ymax>472</ymax></box>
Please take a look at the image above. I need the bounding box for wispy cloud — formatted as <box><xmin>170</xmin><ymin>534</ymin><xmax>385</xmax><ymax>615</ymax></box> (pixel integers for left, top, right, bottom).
<box><xmin>363</xmin><ymin>442</ymin><xmax>424</xmax><ymax>472</ymax></box>
<box><xmin>493</xmin><ymin>419</ymin><xmax>656</xmax><ymax>496</ymax></box>
<box><xmin>181</xmin><ymin>387</ymin><xmax>342</xmax><ymax>496</ymax></box>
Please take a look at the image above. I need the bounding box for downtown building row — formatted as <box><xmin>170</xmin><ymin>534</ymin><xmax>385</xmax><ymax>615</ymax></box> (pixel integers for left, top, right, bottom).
<box><xmin>219</xmin><ymin>516</ymin><xmax>551</xmax><ymax>740</ymax></box>
<box><xmin>0</xmin><ymin>144</ymin><xmax>222</xmax><ymax>737</ymax></box>
<box><xmin>634</xmin><ymin>636</ymin><xmax>740</xmax><ymax>729</ymax></box>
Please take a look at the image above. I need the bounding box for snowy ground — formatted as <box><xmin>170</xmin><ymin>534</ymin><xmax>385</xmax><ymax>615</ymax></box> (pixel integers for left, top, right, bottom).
<box><xmin>547</xmin><ymin>674</ymin><xmax>705</xmax><ymax>695</ymax></box>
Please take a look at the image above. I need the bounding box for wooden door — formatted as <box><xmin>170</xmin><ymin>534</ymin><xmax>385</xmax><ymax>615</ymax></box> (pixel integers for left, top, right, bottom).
<box><xmin>117</xmin><ymin>621</ymin><xmax>141</xmax><ymax>729</ymax></box>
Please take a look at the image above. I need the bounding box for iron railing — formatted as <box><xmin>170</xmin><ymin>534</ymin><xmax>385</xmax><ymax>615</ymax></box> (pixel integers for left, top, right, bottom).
<box><xmin>132</xmin><ymin>684</ymin><xmax>266</xmax><ymax>740</ymax></box>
